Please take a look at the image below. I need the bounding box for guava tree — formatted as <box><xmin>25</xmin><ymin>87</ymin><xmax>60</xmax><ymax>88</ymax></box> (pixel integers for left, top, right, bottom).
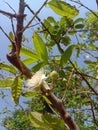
<box><xmin>0</xmin><ymin>0</ymin><xmax>98</xmax><ymax>130</ymax></box>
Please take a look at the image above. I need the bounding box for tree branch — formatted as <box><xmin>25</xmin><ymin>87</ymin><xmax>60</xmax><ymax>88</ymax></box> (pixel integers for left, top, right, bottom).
<box><xmin>22</xmin><ymin>0</ymin><xmax>48</xmax><ymax>32</ymax></box>
<box><xmin>6</xmin><ymin>0</ymin><xmax>32</xmax><ymax>78</ymax></box>
<box><xmin>41</xmin><ymin>87</ymin><xmax>79</xmax><ymax>130</ymax></box>
<box><xmin>0</xmin><ymin>10</ymin><xmax>16</xmax><ymax>18</ymax></box>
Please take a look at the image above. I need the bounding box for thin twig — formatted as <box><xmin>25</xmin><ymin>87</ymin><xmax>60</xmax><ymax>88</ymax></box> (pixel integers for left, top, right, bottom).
<box><xmin>0</xmin><ymin>10</ymin><xmax>16</xmax><ymax>18</ymax></box>
<box><xmin>23</xmin><ymin>0</ymin><xmax>48</xmax><ymax>32</ymax></box>
<box><xmin>25</xmin><ymin>3</ymin><xmax>64</xmax><ymax>53</ymax></box>
<box><xmin>81</xmin><ymin>49</ymin><xmax>98</xmax><ymax>59</ymax></box>
<box><xmin>69</xmin><ymin>60</ymin><xmax>98</xmax><ymax>96</ymax></box>
<box><xmin>70</xmin><ymin>0</ymin><xmax>98</xmax><ymax>18</ymax></box>
<box><xmin>89</xmin><ymin>96</ymin><xmax>98</xmax><ymax>127</ymax></box>
<box><xmin>4</xmin><ymin>1</ymin><xmax>16</xmax><ymax>13</ymax></box>
<box><xmin>62</xmin><ymin>70</ymin><xmax>74</xmax><ymax>101</ymax></box>
<box><xmin>0</xmin><ymin>26</ymin><xmax>13</xmax><ymax>43</ymax></box>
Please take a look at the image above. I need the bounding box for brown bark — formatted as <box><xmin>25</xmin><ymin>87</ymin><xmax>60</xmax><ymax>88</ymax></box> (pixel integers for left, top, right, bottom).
<box><xmin>41</xmin><ymin>85</ymin><xmax>79</xmax><ymax>130</ymax></box>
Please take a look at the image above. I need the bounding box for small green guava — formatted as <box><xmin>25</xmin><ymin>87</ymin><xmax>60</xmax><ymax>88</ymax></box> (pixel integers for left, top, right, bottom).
<box><xmin>49</xmin><ymin>70</ymin><xmax>58</xmax><ymax>79</ymax></box>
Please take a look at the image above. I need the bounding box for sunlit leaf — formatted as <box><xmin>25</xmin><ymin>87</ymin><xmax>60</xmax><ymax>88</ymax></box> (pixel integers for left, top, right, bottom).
<box><xmin>33</xmin><ymin>32</ymin><xmax>48</xmax><ymax>63</ymax></box>
<box><xmin>42</xmin><ymin>96</ymin><xmax>52</xmax><ymax>105</ymax></box>
<box><xmin>48</xmin><ymin>0</ymin><xmax>79</xmax><ymax>18</ymax></box>
<box><xmin>11</xmin><ymin>77</ymin><xmax>22</xmax><ymax>104</ymax></box>
<box><xmin>23</xmin><ymin>58</ymin><xmax>37</xmax><ymax>65</ymax></box>
<box><xmin>0</xmin><ymin>77</ymin><xmax>14</xmax><ymax>88</ymax></box>
<box><xmin>0</xmin><ymin>62</ymin><xmax>16</xmax><ymax>74</ymax></box>
<box><xmin>20</xmin><ymin>46</ymin><xmax>39</xmax><ymax>61</ymax></box>
<box><xmin>9</xmin><ymin>45</ymin><xmax>39</xmax><ymax>63</ymax></box>
<box><xmin>60</xmin><ymin>45</ymin><xmax>76</xmax><ymax>66</ymax></box>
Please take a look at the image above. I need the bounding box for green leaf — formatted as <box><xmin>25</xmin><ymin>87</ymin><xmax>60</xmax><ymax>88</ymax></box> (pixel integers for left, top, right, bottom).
<box><xmin>42</xmin><ymin>96</ymin><xmax>52</xmax><ymax>105</ymax></box>
<box><xmin>88</xmin><ymin>43</ymin><xmax>98</xmax><ymax>50</ymax></box>
<box><xmin>0</xmin><ymin>62</ymin><xmax>16</xmax><ymax>74</ymax></box>
<box><xmin>22</xmin><ymin>91</ymin><xmax>38</xmax><ymax>98</ymax></box>
<box><xmin>11</xmin><ymin>77</ymin><xmax>22</xmax><ymax>104</ymax></box>
<box><xmin>60</xmin><ymin>45</ymin><xmax>76</xmax><ymax>66</ymax></box>
<box><xmin>47</xmin><ymin>16</ymin><xmax>56</xmax><ymax>24</ymax></box>
<box><xmin>23</xmin><ymin>58</ymin><xmax>36</xmax><ymax>65</ymax></box>
<box><xmin>8</xmin><ymin>45</ymin><xmax>39</xmax><ymax>63</ymax></box>
<box><xmin>74</xmin><ymin>18</ymin><xmax>84</xmax><ymax>24</ymax></box>
<box><xmin>43</xmin><ymin>113</ymin><xmax>67</xmax><ymax>130</ymax></box>
<box><xmin>30</xmin><ymin>112</ymin><xmax>66</xmax><ymax>130</ymax></box>
<box><xmin>61</xmin><ymin>36</ymin><xmax>71</xmax><ymax>45</ymax></box>
<box><xmin>48</xmin><ymin>0</ymin><xmax>79</xmax><ymax>18</ymax></box>
<box><xmin>84</xmin><ymin>60</ymin><xmax>97</xmax><ymax>65</ymax></box>
<box><xmin>29</xmin><ymin>112</ymin><xmax>47</xmax><ymax>129</ymax></box>
<box><xmin>33</xmin><ymin>32</ymin><xmax>48</xmax><ymax>63</ymax></box>
<box><xmin>20</xmin><ymin>46</ymin><xmax>39</xmax><ymax>61</ymax></box>
<box><xmin>75</xmin><ymin>24</ymin><xmax>84</xmax><ymax>29</ymax></box>
<box><xmin>31</xmin><ymin>62</ymin><xmax>45</xmax><ymax>72</ymax></box>
<box><xmin>0</xmin><ymin>77</ymin><xmax>14</xmax><ymax>88</ymax></box>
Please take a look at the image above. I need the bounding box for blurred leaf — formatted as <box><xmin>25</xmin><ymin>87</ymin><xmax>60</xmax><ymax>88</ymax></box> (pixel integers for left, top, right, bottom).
<box><xmin>75</xmin><ymin>24</ymin><xmax>84</xmax><ymax>29</ymax></box>
<box><xmin>84</xmin><ymin>60</ymin><xmax>97</xmax><ymax>65</ymax></box>
<box><xmin>0</xmin><ymin>62</ymin><xmax>16</xmax><ymax>74</ymax></box>
<box><xmin>88</xmin><ymin>43</ymin><xmax>98</xmax><ymax>50</ymax></box>
<box><xmin>60</xmin><ymin>45</ymin><xmax>76</xmax><ymax>66</ymax></box>
<box><xmin>33</xmin><ymin>32</ymin><xmax>48</xmax><ymax>63</ymax></box>
<box><xmin>68</xmin><ymin>30</ymin><xmax>76</xmax><ymax>35</ymax></box>
<box><xmin>48</xmin><ymin>0</ymin><xmax>79</xmax><ymax>18</ymax></box>
<box><xmin>61</xmin><ymin>36</ymin><xmax>71</xmax><ymax>45</ymax></box>
<box><xmin>11</xmin><ymin>77</ymin><xmax>22</xmax><ymax>104</ymax></box>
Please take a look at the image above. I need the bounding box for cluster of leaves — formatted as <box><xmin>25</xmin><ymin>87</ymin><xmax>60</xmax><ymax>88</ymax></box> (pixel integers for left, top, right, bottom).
<box><xmin>82</xmin><ymin>12</ymin><xmax>98</xmax><ymax>42</ymax></box>
<box><xmin>0</xmin><ymin>0</ymin><xmax>98</xmax><ymax>129</ymax></box>
<box><xmin>2</xmin><ymin>110</ymin><xmax>35</xmax><ymax>130</ymax></box>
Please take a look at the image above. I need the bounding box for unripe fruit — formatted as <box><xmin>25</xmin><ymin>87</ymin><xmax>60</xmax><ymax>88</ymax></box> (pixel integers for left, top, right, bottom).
<box><xmin>49</xmin><ymin>70</ymin><xmax>58</xmax><ymax>79</ymax></box>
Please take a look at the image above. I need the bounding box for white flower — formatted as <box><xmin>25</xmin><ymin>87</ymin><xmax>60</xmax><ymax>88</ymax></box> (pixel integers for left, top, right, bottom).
<box><xmin>24</xmin><ymin>70</ymin><xmax>49</xmax><ymax>92</ymax></box>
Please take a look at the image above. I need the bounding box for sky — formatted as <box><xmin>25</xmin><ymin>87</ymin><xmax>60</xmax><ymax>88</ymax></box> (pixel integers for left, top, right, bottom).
<box><xmin>0</xmin><ymin>0</ymin><xmax>97</xmax><ymax>129</ymax></box>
